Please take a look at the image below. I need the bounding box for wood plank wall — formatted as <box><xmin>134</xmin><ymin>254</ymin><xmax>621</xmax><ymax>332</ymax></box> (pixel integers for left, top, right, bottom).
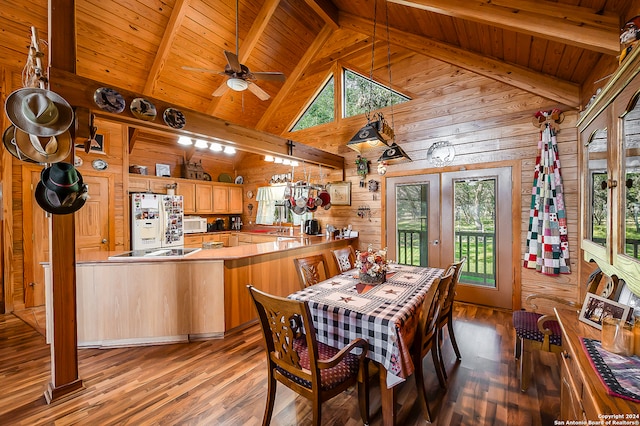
<box><xmin>281</xmin><ymin>57</ymin><xmax>584</xmax><ymax>312</ymax></box>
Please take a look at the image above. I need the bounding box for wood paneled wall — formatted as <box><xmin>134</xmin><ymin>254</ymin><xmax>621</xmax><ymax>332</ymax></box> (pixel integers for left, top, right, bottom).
<box><xmin>279</xmin><ymin>57</ymin><xmax>584</xmax><ymax>311</ymax></box>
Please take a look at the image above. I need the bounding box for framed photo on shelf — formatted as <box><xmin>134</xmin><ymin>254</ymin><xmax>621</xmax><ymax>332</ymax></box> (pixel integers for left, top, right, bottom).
<box><xmin>327</xmin><ymin>181</ymin><xmax>351</xmax><ymax>206</ymax></box>
<box><xmin>155</xmin><ymin>163</ymin><xmax>171</xmax><ymax>177</ymax></box>
<box><xmin>74</xmin><ymin>133</ymin><xmax>106</xmax><ymax>154</ymax></box>
<box><xmin>578</xmin><ymin>292</ymin><xmax>631</xmax><ymax>330</ymax></box>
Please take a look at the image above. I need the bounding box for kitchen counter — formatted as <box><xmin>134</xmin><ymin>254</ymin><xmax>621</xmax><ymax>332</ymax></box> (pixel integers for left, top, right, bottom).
<box><xmin>46</xmin><ymin>235</ymin><xmax>357</xmax><ymax>348</ymax></box>
<box><xmin>76</xmin><ymin>234</ymin><xmax>343</xmax><ymax>263</ymax></box>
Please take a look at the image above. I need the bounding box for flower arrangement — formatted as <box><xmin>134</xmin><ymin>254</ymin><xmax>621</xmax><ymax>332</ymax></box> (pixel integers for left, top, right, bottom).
<box><xmin>355</xmin><ymin>245</ymin><xmax>389</xmax><ymax>284</ymax></box>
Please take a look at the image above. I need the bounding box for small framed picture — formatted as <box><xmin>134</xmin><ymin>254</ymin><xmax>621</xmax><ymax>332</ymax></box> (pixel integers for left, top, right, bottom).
<box><xmin>579</xmin><ymin>292</ymin><xmax>631</xmax><ymax>330</ymax></box>
<box><xmin>74</xmin><ymin>134</ymin><xmax>106</xmax><ymax>154</ymax></box>
<box><xmin>327</xmin><ymin>181</ymin><xmax>351</xmax><ymax>206</ymax></box>
<box><xmin>156</xmin><ymin>163</ymin><xmax>171</xmax><ymax>177</ymax></box>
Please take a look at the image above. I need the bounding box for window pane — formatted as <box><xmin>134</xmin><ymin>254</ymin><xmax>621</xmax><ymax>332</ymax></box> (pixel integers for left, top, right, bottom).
<box><xmin>343</xmin><ymin>69</ymin><xmax>409</xmax><ymax>118</ymax></box>
<box><xmin>291</xmin><ymin>77</ymin><xmax>334</xmax><ymax>131</ymax></box>
<box><xmin>587</xmin><ymin>129</ymin><xmax>608</xmax><ymax>246</ymax></box>
<box><xmin>395</xmin><ymin>184</ymin><xmax>427</xmax><ymax>266</ymax></box>
<box><xmin>454</xmin><ymin>178</ymin><xmax>496</xmax><ymax>288</ymax></box>
<box><xmin>623</xmin><ymin>99</ymin><xmax>640</xmax><ymax>259</ymax></box>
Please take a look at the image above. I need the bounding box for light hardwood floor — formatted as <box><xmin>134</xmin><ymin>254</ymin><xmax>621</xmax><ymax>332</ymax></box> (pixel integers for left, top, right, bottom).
<box><xmin>0</xmin><ymin>303</ymin><xmax>560</xmax><ymax>425</ymax></box>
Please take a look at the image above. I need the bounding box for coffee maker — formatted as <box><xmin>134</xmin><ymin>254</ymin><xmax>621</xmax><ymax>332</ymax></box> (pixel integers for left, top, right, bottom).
<box><xmin>230</xmin><ymin>215</ymin><xmax>243</xmax><ymax>230</ymax></box>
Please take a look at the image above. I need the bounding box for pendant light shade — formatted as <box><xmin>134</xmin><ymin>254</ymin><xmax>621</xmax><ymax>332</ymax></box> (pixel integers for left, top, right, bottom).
<box><xmin>378</xmin><ymin>142</ymin><xmax>412</xmax><ymax>163</ymax></box>
<box><xmin>347</xmin><ymin>120</ymin><xmax>389</xmax><ymax>153</ymax></box>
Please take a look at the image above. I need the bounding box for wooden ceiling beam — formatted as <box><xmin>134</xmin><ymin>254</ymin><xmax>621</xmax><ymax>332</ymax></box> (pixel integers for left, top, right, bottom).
<box><xmin>388</xmin><ymin>0</ymin><xmax>620</xmax><ymax>56</ymax></box>
<box><xmin>304</xmin><ymin>0</ymin><xmax>340</xmax><ymax>30</ymax></box>
<box><xmin>208</xmin><ymin>0</ymin><xmax>280</xmax><ymax>116</ymax></box>
<box><xmin>256</xmin><ymin>24</ymin><xmax>334</xmax><ymax>131</ymax></box>
<box><xmin>48</xmin><ymin>67</ymin><xmax>344</xmax><ymax>169</ymax></box>
<box><xmin>143</xmin><ymin>0</ymin><xmax>191</xmax><ymax>96</ymax></box>
<box><xmin>340</xmin><ymin>12</ymin><xmax>580</xmax><ymax>108</ymax></box>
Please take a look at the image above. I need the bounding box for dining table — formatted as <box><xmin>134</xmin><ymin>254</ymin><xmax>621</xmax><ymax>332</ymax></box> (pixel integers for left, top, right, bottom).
<box><xmin>288</xmin><ymin>263</ymin><xmax>444</xmax><ymax>426</ymax></box>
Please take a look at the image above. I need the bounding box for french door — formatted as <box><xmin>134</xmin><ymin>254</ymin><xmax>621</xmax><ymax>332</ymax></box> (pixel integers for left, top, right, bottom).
<box><xmin>385</xmin><ymin>167</ymin><xmax>513</xmax><ymax>309</ymax></box>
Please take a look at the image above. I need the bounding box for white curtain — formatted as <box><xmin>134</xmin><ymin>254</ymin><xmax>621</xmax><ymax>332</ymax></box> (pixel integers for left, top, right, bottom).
<box><xmin>256</xmin><ymin>186</ymin><xmax>286</xmax><ymax>225</ymax></box>
<box><xmin>255</xmin><ymin>186</ymin><xmax>312</xmax><ymax>226</ymax></box>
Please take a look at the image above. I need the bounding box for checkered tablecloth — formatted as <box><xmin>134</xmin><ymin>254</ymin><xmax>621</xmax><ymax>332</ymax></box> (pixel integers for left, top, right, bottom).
<box><xmin>288</xmin><ymin>264</ymin><xmax>444</xmax><ymax>388</ymax></box>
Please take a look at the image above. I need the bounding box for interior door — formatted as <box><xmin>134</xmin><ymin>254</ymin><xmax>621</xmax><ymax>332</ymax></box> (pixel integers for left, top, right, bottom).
<box><xmin>440</xmin><ymin>167</ymin><xmax>513</xmax><ymax>309</ymax></box>
<box><xmin>76</xmin><ymin>174</ymin><xmax>111</xmax><ymax>254</ymax></box>
<box><xmin>385</xmin><ymin>174</ymin><xmax>440</xmax><ymax>267</ymax></box>
<box><xmin>23</xmin><ymin>167</ymin><xmax>49</xmax><ymax>308</ymax></box>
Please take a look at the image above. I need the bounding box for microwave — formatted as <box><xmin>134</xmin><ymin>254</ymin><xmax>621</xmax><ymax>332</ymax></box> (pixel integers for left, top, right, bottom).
<box><xmin>184</xmin><ymin>216</ymin><xmax>207</xmax><ymax>234</ymax></box>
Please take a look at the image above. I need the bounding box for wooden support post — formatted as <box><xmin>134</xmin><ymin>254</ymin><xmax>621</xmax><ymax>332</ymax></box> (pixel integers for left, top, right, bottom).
<box><xmin>43</xmin><ymin>0</ymin><xmax>84</xmax><ymax>403</ymax></box>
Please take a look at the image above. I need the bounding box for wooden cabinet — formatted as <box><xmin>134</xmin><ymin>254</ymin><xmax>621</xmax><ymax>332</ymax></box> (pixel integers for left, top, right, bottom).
<box><xmin>212</xmin><ymin>186</ymin><xmax>228</xmax><ymax>213</ymax></box>
<box><xmin>176</xmin><ymin>181</ymin><xmax>195</xmax><ymax>213</ymax></box>
<box><xmin>578</xmin><ymin>48</ymin><xmax>640</xmax><ymax>296</ymax></box>
<box><xmin>184</xmin><ymin>232</ymin><xmax>232</xmax><ymax>248</ymax></box>
<box><xmin>128</xmin><ymin>176</ymin><xmax>176</xmax><ymax>194</ymax></box>
<box><xmin>129</xmin><ymin>175</ymin><xmax>242</xmax><ymax>214</ymax></box>
<box><xmin>195</xmin><ymin>184</ymin><xmax>214</xmax><ymax>213</ymax></box>
<box><xmin>183</xmin><ymin>234</ymin><xmax>203</xmax><ymax>248</ymax></box>
<box><xmin>229</xmin><ymin>187</ymin><xmax>243</xmax><ymax>213</ymax></box>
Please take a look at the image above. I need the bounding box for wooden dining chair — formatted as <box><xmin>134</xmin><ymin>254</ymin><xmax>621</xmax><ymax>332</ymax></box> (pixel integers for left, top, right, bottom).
<box><xmin>436</xmin><ymin>257</ymin><xmax>466</xmax><ymax>379</ymax></box>
<box><xmin>294</xmin><ymin>254</ymin><xmax>330</xmax><ymax>288</ymax></box>
<box><xmin>513</xmin><ymin>267</ymin><xmax>610</xmax><ymax>391</ymax></box>
<box><xmin>247</xmin><ymin>285</ymin><xmax>370</xmax><ymax>426</ymax></box>
<box><xmin>331</xmin><ymin>246</ymin><xmax>356</xmax><ymax>273</ymax></box>
<box><xmin>412</xmin><ymin>269</ymin><xmax>454</xmax><ymax>422</ymax></box>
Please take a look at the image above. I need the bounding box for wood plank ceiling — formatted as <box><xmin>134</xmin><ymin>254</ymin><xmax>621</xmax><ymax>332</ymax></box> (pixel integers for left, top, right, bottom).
<box><xmin>0</xmin><ymin>0</ymin><xmax>633</xmax><ymax>152</ymax></box>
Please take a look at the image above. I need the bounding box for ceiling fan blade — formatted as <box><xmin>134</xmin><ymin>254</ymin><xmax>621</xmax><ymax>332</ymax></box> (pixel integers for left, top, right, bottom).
<box><xmin>251</xmin><ymin>72</ymin><xmax>286</xmax><ymax>82</ymax></box>
<box><xmin>212</xmin><ymin>81</ymin><xmax>229</xmax><ymax>97</ymax></box>
<box><xmin>223</xmin><ymin>50</ymin><xmax>242</xmax><ymax>73</ymax></box>
<box><xmin>182</xmin><ymin>66</ymin><xmax>223</xmax><ymax>75</ymax></box>
<box><xmin>246</xmin><ymin>82</ymin><xmax>270</xmax><ymax>101</ymax></box>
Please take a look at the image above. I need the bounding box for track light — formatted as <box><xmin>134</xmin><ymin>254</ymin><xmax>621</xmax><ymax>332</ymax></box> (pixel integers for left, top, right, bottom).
<box><xmin>178</xmin><ymin>136</ymin><xmax>193</xmax><ymax>146</ymax></box>
<box><xmin>194</xmin><ymin>139</ymin><xmax>208</xmax><ymax>148</ymax></box>
<box><xmin>209</xmin><ymin>143</ymin><xmax>223</xmax><ymax>152</ymax></box>
<box><xmin>224</xmin><ymin>146</ymin><xmax>236</xmax><ymax>154</ymax></box>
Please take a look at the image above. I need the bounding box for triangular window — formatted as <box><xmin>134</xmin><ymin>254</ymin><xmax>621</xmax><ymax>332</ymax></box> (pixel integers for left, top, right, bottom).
<box><xmin>291</xmin><ymin>76</ymin><xmax>335</xmax><ymax>131</ymax></box>
<box><xmin>343</xmin><ymin>68</ymin><xmax>410</xmax><ymax>118</ymax></box>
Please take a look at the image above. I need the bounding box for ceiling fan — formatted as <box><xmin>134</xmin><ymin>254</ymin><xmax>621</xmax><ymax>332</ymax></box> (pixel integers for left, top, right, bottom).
<box><xmin>182</xmin><ymin>0</ymin><xmax>286</xmax><ymax>101</ymax></box>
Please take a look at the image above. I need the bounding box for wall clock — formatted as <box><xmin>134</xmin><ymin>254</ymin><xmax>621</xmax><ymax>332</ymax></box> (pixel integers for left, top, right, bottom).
<box><xmin>427</xmin><ymin>141</ymin><xmax>455</xmax><ymax>167</ymax></box>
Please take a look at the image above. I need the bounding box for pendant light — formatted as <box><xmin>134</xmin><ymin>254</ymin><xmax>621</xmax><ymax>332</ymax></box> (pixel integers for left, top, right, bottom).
<box><xmin>346</xmin><ymin>0</ymin><xmax>390</xmax><ymax>153</ymax></box>
<box><xmin>377</xmin><ymin>1</ymin><xmax>411</xmax><ymax>164</ymax></box>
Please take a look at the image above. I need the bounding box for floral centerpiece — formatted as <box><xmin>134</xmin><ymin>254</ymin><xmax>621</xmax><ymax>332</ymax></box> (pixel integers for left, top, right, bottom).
<box><xmin>355</xmin><ymin>245</ymin><xmax>388</xmax><ymax>285</ymax></box>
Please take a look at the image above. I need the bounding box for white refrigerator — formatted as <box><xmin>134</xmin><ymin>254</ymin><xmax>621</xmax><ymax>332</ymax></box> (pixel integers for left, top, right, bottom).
<box><xmin>131</xmin><ymin>193</ymin><xmax>184</xmax><ymax>250</ymax></box>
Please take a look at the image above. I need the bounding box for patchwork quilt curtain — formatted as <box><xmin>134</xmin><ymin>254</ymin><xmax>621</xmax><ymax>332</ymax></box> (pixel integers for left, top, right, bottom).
<box><xmin>523</xmin><ymin>122</ymin><xmax>571</xmax><ymax>275</ymax></box>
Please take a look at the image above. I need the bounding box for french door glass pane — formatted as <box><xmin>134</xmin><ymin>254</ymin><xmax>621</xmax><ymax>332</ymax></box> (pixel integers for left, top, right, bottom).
<box><xmin>396</xmin><ymin>184</ymin><xmax>428</xmax><ymax>266</ymax></box>
<box><xmin>454</xmin><ymin>178</ymin><xmax>496</xmax><ymax>287</ymax></box>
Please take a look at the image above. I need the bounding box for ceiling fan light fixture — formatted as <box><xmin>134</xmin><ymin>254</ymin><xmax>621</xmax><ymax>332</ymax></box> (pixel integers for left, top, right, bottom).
<box><xmin>227</xmin><ymin>78</ymin><xmax>248</xmax><ymax>91</ymax></box>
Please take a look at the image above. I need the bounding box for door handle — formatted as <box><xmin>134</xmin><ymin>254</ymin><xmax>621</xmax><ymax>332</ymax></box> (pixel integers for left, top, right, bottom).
<box><xmin>102</xmin><ymin>239</ymin><xmax>108</xmax><ymax>244</ymax></box>
<box><xmin>430</xmin><ymin>240</ymin><xmax>439</xmax><ymax>245</ymax></box>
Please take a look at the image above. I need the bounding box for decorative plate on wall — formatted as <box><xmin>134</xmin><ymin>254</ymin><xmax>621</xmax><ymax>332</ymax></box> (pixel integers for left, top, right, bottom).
<box><xmin>162</xmin><ymin>108</ymin><xmax>186</xmax><ymax>129</ymax></box>
<box><xmin>427</xmin><ymin>141</ymin><xmax>455</xmax><ymax>167</ymax></box>
<box><xmin>235</xmin><ymin>175</ymin><xmax>244</xmax><ymax>184</ymax></box>
<box><xmin>94</xmin><ymin>87</ymin><xmax>125</xmax><ymax>113</ymax></box>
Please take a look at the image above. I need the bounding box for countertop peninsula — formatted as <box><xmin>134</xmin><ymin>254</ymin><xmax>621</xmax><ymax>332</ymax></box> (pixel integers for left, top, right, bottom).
<box><xmin>46</xmin><ymin>234</ymin><xmax>357</xmax><ymax>348</ymax></box>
